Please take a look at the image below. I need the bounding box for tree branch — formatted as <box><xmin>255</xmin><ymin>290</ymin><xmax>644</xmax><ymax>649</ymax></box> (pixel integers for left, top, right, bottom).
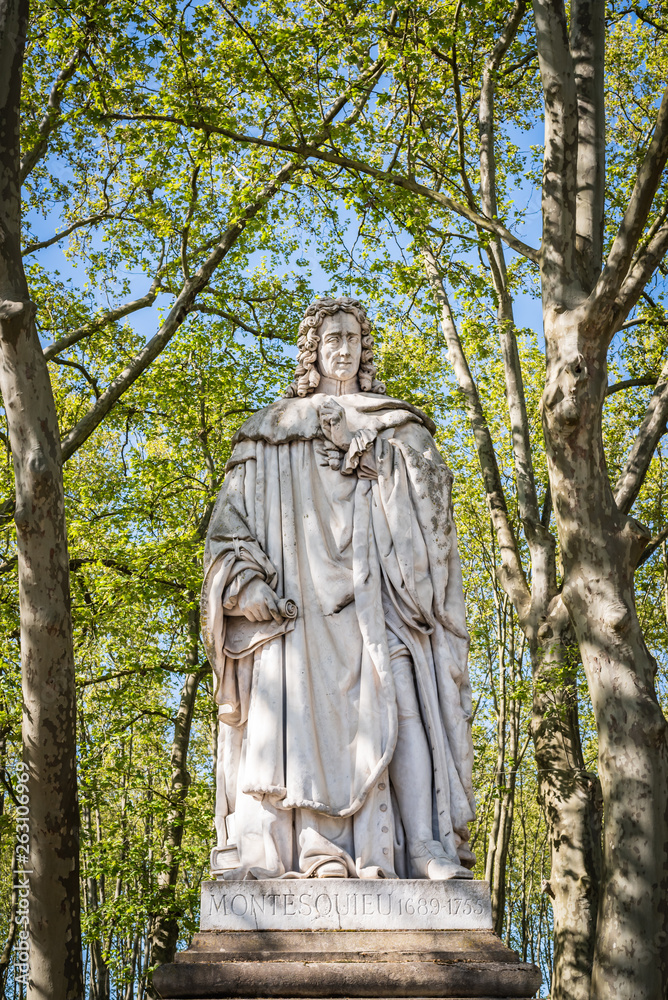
<box><xmin>180</xmin><ymin>161</ymin><xmax>201</xmax><ymax>280</ymax></box>
<box><xmin>613</xmin><ymin>217</ymin><xmax>668</xmax><ymax>327</ymax></box>
<box><xmin>51</xmin><ymin>356</ymin><xmax>100</xmax><ymax>397</ymax></box>
<box><xmin>106</xmin><ymin>113</ymin><xmax>540</xmax><ymax>264</ymax></box>
<box><xmin>502</xmin><ymin>48</ymin><xmax>538</xmax><ymax>75</ymax></box>
<box><xmin>59</xmin><ymin>192</ymin><xmax>285</xmax><ymax>461</ymax></box>
<box><xmin>605</xmin><ymin>376</ymin><xmax>659</xmax><ymax>397</ymax></box>
<box><xmin>532</xmin><ymin>0</ymin><xmax>580</xmax><ymax>301</ymax></box>
<box><xmin>187</xmin><ymin>304</ymin><xmax>262</xmax><ymax>337</ymax></box>
<box><xmin>79</xmin><ymin>667</ymin><xmax>155</xmax><ymax>688</ymax></box>
<box><xmin>423</xmin><ymin>248</ymin><xmax>531</xmax><ymax>623</ymax></box>
<box><xmin>218</xmin><ymin>0</ymin><xmax>306</xmax><ymax>138</ymax></box>
<box><xmin>479</xmin><ymin>0</ymin><xmax>528</xmax><ymax>219</ymax></box>
<box><xmin>20</xmin><ymin>45</ymin><xmax>86</xmax><ymax>183</ymax></box>
<box><xmin>628</xmin><ymin>6</ymin><xmax>668</xmax><ymax>34</ymax></box>
<box><xmin>0</xmin><ymin>878</ymin><xmax>18</xmax><ymax>980</ymax></box>
<box><xmin>570</xmin><ymin>0</ymin><xmax>605</xmax><ymax>288</ymax></box>
<box><xmin>43</xmin><ymin>272</ymin><xmax>163</xmax><ymax>361</ymax></box>
<box><xmin>636</xmin><ymin>524</ymin><xmax>668</xmax><ymax>568</ymax></box>
<box><xmin>23</xmin><ymin>211</ymin><xmax>122</xmax><ymax>255</ymax></box>
<box><xmin>451</xmin><ymin>0</ymin><xmax>478</xmax><ymax>211</ymax></box>
<box><xmin>593</xmin><ymin>85</ymin><xmax>668</xmax><ymax>314</ymax></box>
<box><xmin>614</xmin><ymin>356</ymin><xmax>668</xmax><ymax>513</ymax></box>
<box><xmin>478</xmin><ymin>1</ymin><xmax>556</xmax><ymax>619</ymax></box>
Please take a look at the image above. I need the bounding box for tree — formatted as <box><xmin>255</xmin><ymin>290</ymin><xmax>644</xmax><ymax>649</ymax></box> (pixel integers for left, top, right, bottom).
<box><xmin>533</xmin><ymin>4</ymin><xmax>668</xmax><ymax>994</ymax></box>
<box><xmin>0</xmin><ymin>0</ymin><xmax>83</xmax><ymax>996</ymax></box>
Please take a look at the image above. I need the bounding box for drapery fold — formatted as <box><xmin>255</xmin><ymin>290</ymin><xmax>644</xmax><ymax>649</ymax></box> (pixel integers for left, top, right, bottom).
<box><xmin>201</xmin><ymin>393</ymin><xmax>474</xmax><ymax>875</ymax></box>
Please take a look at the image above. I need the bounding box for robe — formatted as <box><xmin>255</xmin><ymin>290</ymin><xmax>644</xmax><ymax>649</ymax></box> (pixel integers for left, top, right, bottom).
<box><xmin>201</xmin><ymin>392</ymin><xmax>475</xmax><ymax>878</ymax></box>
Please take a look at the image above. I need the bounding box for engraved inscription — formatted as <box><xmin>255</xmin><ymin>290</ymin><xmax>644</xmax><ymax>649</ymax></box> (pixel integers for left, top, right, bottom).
<box><xmin>207</xmin><ymin>889</ymin><xmax>485</xmax><ymax>919</ymax></box>
<box><xmin>200</xmin><ymin>879</ymin><xmax>494</xmax><ymax>932</ymax></box>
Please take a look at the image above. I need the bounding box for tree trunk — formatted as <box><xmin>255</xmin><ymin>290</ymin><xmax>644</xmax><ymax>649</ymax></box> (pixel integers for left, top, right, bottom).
<box><xmin>123</xmin><ymin>934</ymin><xmax>140</xmax><ymax>1000</ymax></box>
<box><xmin>0</xmin><ymin>2</ymin><xmax>83</xmax><ymax>998</ymax></box>
<box><xmin>149</xmin><ymin>606</ymin><xmax>205</xmax><ymax>967</ymax></box>
<box><xmin>531</xmin><ymin>601</ymin><xmax>602</xmax><ymax>1000</ymax></box>
<box><xmin>483</xmin><ymin>595</ymin><xmax>520</xmax><ymax>935</ymax></box>
<box><xmin>424</xmin><ymin>248</ymin><xmax>601</xmax><ymax>997</ymax></box>
<box><xmin>82</xmin><ymin>802</ymin><xmax>109</xmax><ymax>1000</ymax></box>
<box><xmin>542</xmin><ymin>309</ymin><xmax>668</xmax><ymax>998</ymax></box>
<box><xmin>531</xmin><ymin>0</ymin><xmax>668</xmax><ymax>990</ymax></box>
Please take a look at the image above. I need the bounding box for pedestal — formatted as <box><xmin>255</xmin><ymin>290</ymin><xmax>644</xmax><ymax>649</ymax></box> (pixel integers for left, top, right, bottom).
<box><xmin>153</xmin><ymin>880</ymin><xmax>541</xmax><ymax>999</ymax></box>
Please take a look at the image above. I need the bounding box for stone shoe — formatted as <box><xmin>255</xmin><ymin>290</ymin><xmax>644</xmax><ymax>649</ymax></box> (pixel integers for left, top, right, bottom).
<box><xmin>410</xmin><ymin>840</ymin><xmax>474</xmax><ymax>880</ymax></box>
<box><xmin>310</xmin><ymin>858</ymin><xmax>349</xmax><ymax>878</ymax></box>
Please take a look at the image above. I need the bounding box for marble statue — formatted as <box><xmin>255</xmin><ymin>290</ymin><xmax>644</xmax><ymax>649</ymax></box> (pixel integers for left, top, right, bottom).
<box><xmin>201</xmin><ymin>297</ymin><xmax>475</xmax><ymax>881</ymax></box>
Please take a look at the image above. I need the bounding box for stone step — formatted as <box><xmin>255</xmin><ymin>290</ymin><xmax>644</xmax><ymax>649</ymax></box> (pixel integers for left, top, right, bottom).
<box><xmin>176</xmin><ymin>929</ymin><xmax>519</xmax><ymax>965</ymax></box>
<box><xmin>153</xmin><ymin>883</ymin><xmax>541</xmax><ymax>999</ymax></box>
<box><xmin>153</xmin><ymin>957</ymin><xmax>541</xmax><ymax>998</ymax></box>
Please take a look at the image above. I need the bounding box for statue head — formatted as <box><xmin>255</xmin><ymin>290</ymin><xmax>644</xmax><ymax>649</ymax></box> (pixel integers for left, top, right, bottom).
<box><xmin>285</xmin><ymin>297</ymin><xmax>386</xmax><ymax>397</ymax></box>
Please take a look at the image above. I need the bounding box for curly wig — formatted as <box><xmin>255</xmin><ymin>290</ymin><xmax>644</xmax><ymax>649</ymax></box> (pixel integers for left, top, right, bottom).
<box><xmin>285</xmin><ymin>297</ymin><xmax>386</xmax><ymax>397</ymax></box>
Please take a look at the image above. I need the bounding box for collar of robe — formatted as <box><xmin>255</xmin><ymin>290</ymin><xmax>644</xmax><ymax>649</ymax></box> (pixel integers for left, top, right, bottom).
<box><xmin>229</xmin><ymin>394</ymin><xmax>437</xmax><ymax>455</ymax></box>
<box><xmin>314</xmin><ymin>375</ymin><xmax>360</xmax><ymax>396</ymax></box>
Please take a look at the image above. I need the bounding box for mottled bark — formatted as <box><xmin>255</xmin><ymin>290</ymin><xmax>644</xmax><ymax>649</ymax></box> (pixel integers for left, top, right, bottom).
<box><xmin>0</xmin><ymin>0</ymin><xmax>83</xmax><ymax>997</ymax></box>
<box><xmin>533</xmin><ymin>2</ymin><xmax>668</xmax><ymax>994</ymax></box>
<box><xmin>532</xmin><ymin>0</ymin><xmax>579</xmax><ymax>305</ymax></box>
<box><xmin>541</xmin><ymin>306</ymin><xmax>668</xmax><ymax>999</ymax></box>
<box><xmin>423</xmin><ymin>253</ymin><xmax>530</xmax><ymax>617</ymax></box>
<box><xmin>570</xmin><ymin>0</ymin><xmax>605</xmax><ymax>287</ymax></box>
<box><xmin>531</xmin><ymin>600</ymin><xmax>601</xmax><ymax>1000</ymax></box>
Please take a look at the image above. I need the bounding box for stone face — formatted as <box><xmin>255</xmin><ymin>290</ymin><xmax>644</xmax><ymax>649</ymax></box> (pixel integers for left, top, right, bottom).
<box><xmin>200</xmin><ymin>878</ymin><xmax>493</xmax><ymax>933</ymax></box>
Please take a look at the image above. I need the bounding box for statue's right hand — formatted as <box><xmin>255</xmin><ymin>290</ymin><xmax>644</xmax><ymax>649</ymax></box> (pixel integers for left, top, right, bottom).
<box><xmin>235</xmin><ymin>577</ymin><xmax>283</xmax><ymax>623</ymax></box>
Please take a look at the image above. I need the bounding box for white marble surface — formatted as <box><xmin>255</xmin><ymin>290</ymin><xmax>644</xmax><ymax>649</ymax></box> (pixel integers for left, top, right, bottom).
<box><xmin>202</xmin><ymin>297</ymin><xmax>475</xmax><ymax>882</ymax></box>
<box><xmin>200</xmin><ymin>878</ymin><xmax>492</xmax><ymax>932</ymax></box>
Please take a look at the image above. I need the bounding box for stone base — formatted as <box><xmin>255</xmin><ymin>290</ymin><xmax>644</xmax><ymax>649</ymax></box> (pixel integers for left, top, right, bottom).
<box><xmin>154</xmin><ymin>881</ymin><xmax>540</xmax><ymax>999</ymax></box>
<box><xmin>153</xmin><ymin>928</ymin><xmax>541</xmax><ymax>999</ymax></box>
